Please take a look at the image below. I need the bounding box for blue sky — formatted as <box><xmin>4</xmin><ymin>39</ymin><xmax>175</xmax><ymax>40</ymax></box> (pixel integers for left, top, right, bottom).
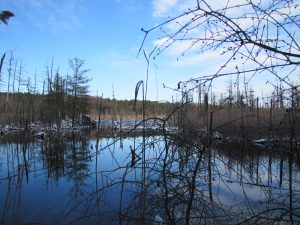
<box><xmin>1</xmin><ymin>0</ymin><xmax>299</xmax><ymax>102</ymax></box>
<box><xmin>0</xmin><ymin>0</ymin><xmax>168</xmax><ymax>100</ymax></box>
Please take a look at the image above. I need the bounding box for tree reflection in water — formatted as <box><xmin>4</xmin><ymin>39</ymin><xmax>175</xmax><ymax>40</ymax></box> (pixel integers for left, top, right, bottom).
<box><xmin>0</xmin><ymin>134</ymin><xmax>299</xmax><ymax>224</ymax></box>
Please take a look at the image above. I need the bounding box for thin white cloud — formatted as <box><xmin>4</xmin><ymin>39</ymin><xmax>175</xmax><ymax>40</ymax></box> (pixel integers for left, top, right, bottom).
<box><xmin>9</xmin><ymin>0</ymin><xmax>87</xmax><ymax>32</ymax></box>
<box><xmin>152</xmin><ymin>0</ymin><xmax>178</xmax><ymax>17</ymax></box>
<box><xmin>113</xmin><ymin>0</ymin><xmax>142</xmax><ymax>12</ymax></box>
<box><xmin>169</xmin><ymin>50</ymin><xmax>223</xmax><ymax>67</ymax></box>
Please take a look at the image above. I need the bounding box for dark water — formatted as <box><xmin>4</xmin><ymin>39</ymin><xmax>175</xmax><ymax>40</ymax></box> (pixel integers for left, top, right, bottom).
<box><xmin>0</xmin><ymin>135</ymin><xmax>299</xmax><ymax>224</ymax></box>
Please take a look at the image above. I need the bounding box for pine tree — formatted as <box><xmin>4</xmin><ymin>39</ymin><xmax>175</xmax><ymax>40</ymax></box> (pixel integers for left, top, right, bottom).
<box><xmin>67</xmin><ymin>58</ymin><xmax>91</xmax><ymax>127</ymax></box>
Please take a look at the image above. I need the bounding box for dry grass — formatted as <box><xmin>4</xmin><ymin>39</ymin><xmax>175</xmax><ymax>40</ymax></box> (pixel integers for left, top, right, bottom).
<box><xmin>176</xmin><ymin>103</ymin><xmax>300</xmax><ymax>139</ymax></box>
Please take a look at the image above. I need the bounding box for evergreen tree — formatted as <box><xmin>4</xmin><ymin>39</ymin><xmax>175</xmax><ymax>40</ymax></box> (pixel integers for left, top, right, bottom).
<box><xmin>67</xmin><ymin>58</ymin><xmax>91</xmax><ymax>126</ymax></box>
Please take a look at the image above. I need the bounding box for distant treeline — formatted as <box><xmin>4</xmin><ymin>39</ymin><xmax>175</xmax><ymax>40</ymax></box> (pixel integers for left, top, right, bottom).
<box><xmin>0</xmin><ymin>92</ymin><xmax>174</xmax><ymax>128</ymax></box>
<box><xmin>175</xmin><ymin>83</ymin><xmax>300</xmax><ymax>143</ymax></box>
<box><xmin>0</xmin><ymin>54</ymin><xmax>299</xmax><ymax>142</ymax></box>
<box><xmin>0</xmin><ymin>89</ymin><xmax>300</xmax><ymax>144</ymax></box>
<box><xmin>89</xmin><ymin>98</ymin><xmax>174</xmax><ymax>120</ymax></box>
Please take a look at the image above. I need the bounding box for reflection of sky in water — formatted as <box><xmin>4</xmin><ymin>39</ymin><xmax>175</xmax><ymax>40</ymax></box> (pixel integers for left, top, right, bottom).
<box><xmin>212</xmin><ymin>150</ymin><xmax>300</xmax><ymax>207</ymax></box>
<box><xmin>0</xmin><ymin>137</ymin><xmax>299</xmax><ymax>224</ymax></box>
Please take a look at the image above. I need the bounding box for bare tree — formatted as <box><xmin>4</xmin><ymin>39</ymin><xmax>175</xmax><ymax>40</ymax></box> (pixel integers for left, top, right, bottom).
<box><xmin>0</xmin><ymin>53</ymin><xmax>5</xmax><ymax>76</ymax></box>
<box><xmin>140</xmin><ymin>0</ymin><xmax>300</xmax><ymax>94</ymax></box>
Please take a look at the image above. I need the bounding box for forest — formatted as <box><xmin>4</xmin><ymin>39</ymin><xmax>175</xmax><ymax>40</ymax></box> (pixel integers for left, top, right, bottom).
<box><xmin>0</xmin><ymin>52</ymin><xmax>299</xmax><ymax>148</ymax></box>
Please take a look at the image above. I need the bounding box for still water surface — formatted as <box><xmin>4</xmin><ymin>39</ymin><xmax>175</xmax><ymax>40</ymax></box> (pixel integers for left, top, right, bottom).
<box><xmin>0</xmin><ymin>135</ymin><xmax>299</xmax><ymax>224</ymax></box>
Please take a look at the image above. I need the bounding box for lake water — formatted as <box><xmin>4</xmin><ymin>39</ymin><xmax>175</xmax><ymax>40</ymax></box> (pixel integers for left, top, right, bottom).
<box><xmin>0</xmin><ymin>135</ymin><xmax>299</xmax><ymax>224</ymax></box>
